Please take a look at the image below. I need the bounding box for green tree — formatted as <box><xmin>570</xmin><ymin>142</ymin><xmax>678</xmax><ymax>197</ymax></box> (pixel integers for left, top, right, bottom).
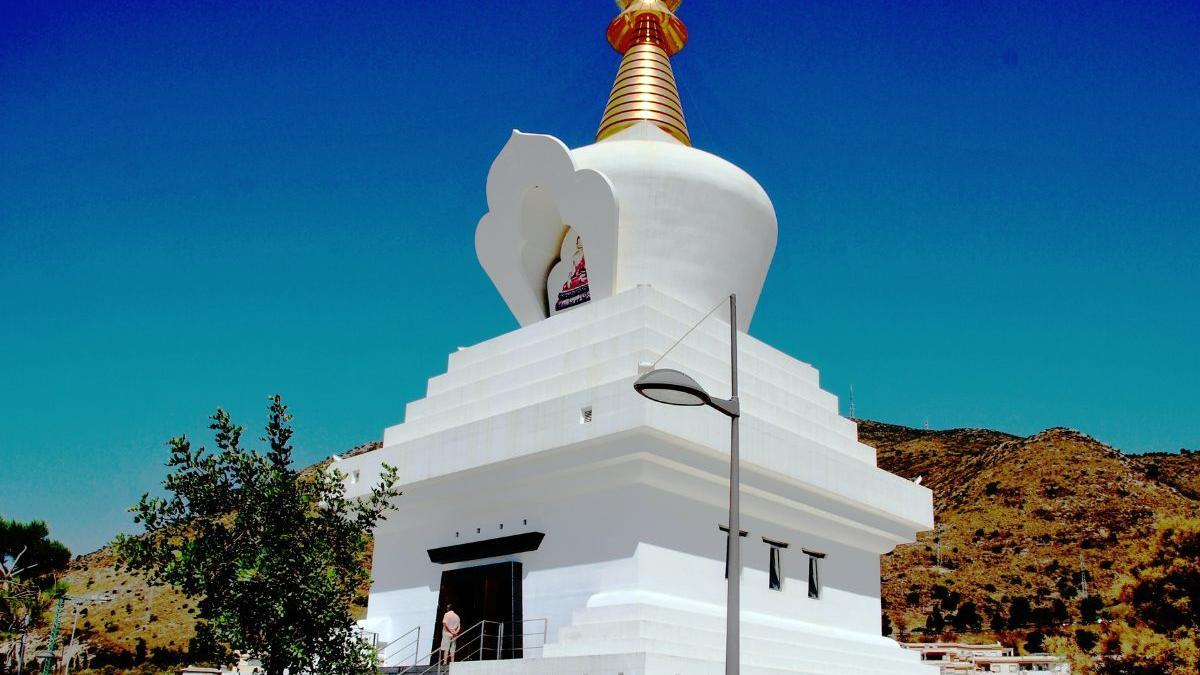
<box><xmin>1008</xmin><ymin>596</ymin><xmax>1032</xmax><ymax>629</ymax></box>
<box><xmin>1117</xmin><ymin>517</ymin><xmax>1199</xmax><ymax>634</ymax></box>
<box><xmin>1</xmin><ymin>518</ymin><xmax>71</xmax><ymax>640</ymax></box>
<box><xmin>925</xmin><ymin>602</ymin><xmax>945</xmax><ymax>633</ymax></box>
<box><xmin>0</xmin><ymin>518</ymin><xmax>71</xmax><ymax>586</ymax></box>
<box><xmin>951</xmin><ymin>600</ymin><xmax>981</xmax><ymax>631</ymax></box>
<box><xmin>116</xmin><ymin>396</ymin><xmax>401</xmax><ymax>675</ymax></box>
<box><xmin>1029</xmin><ymin>604</ymin><xmax>1055</xmax><ymax>626</ymax></box>
<box><xmin>1096</xmin><ymin>517</ymin><xmax>1200</xmax><ymax>675</ymax></box>
<box><xmin>1052</xmin><ymin>597</ymin><xmax>1069</xmax><ymax>623</ymax></box>
<box><xmin>1044</xmin><ymin>634</ymin><xmax>1096</xmax><ymax>675</ymax></box>
<box><xmin>1081</xmin><ymin>594</ymin><xmax>1104</xmax><ymax>623</ymax></box>
<box><xmin>1074</xmin><ymin>629</ymin><xmax>1098</xmax><ymax>652</ymax></box>
<box><xmin>1024</xmin><ymin>630</ymin><xmax>1045</xmax><ymax>654</ymax></box>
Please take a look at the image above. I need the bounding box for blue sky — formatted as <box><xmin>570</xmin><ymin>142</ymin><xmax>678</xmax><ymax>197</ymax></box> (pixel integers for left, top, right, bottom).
<box><xmin>2</xmin><ymin>0</ymin><xmax>1197</xmax><ymax>554</ymax></box>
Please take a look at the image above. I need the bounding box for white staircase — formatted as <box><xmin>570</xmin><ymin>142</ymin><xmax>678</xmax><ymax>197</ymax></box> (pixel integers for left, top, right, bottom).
<box><xmin>539</xmin><ymin>602</ymin><xmax>935</xmax><ymax>675</ymax></box>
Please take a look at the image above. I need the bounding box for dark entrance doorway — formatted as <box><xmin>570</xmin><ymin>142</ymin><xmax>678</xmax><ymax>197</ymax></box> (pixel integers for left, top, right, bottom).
<box><xmin>430</xmin><ymin>561</ymin><xmax>522</xmax><ymax>664</ymax></box>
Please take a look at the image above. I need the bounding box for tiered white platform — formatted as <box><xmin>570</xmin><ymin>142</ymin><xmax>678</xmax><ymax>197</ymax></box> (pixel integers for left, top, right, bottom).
<box><xmin>337</xmin><ymin>287</ymin><xmax>934</xmax><ymax>674</ymax></box>
<box><xmin>528</xmin><ymin>600</ymin><xmax>933</xmax><ymax>674</ymax></box>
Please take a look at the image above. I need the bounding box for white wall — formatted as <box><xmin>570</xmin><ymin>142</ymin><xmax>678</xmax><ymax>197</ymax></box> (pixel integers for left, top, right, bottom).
<box><xmin>366</xmin><ymin>457</ymin><xmax>886</xmax><ymax>652</ymax></box>
<box><xmin>339</xmin><ymin>288</ymin><xmax>935</xmax><ymax>672</ymax></box>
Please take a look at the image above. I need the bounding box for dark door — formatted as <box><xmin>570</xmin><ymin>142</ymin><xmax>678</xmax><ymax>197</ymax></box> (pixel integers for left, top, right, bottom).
<box><xmin>431</xmin><ymin>561</ymin><xmax>522</xmax><ymax>663</ymax></box>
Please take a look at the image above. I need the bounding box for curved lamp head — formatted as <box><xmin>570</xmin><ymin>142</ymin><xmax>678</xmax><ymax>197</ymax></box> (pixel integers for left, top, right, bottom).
<box><xmin>633</xmin><ymin>368</ymin><xmax>711</xmax><ymax>407</ymax></box>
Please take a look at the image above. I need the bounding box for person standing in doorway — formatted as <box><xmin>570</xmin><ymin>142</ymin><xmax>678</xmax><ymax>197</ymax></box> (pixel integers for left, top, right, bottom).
<box><xmin>441</xmin><ymin>603</ymin><xmax>461</xmax><ymax>666</ymax></box>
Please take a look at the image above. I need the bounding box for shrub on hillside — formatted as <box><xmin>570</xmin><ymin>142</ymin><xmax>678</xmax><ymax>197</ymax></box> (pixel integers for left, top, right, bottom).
<box><xmin>1096</xmin><ymin>517</ymin><xmax>1200</xmax><ymax>675</ymax></box>
<box><xmin>1009</xmin><ymin>596</ymin><xmax>1032</xmax><ymax>628</ymax></box>
<box><xmin>1075</xmin><ymin>629</ymin><xmax>1098</xmax><ymax>652</ymax></box>
<box><xmin>1081</xmin><ymin>595</ymin><xmax>1105</xmax><ymax>623</ymax></box>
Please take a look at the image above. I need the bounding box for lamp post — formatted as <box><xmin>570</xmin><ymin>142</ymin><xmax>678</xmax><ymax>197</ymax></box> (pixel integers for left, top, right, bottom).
<box><xmin>633</xmin><ymin>293</ymin><xmax>740</xmax><ymax>675</ymax></box>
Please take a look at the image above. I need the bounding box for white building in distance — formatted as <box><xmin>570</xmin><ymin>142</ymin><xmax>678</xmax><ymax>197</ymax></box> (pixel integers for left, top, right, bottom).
<box><xmin>900</xmin><ymin>643</ymin><xmax>1071</xmax><ymax>674</ymax></box>
<box><xmin>333</xmin><ymin>2</ymin><xmax>936</xmax><ymax>673</ymax></box>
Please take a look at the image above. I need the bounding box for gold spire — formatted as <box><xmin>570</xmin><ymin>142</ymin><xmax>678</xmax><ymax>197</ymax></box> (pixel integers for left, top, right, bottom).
<box><xmin>596</xmin><ymin>0</ymin><xmax>691</xmax><ymax>145</ymax></box>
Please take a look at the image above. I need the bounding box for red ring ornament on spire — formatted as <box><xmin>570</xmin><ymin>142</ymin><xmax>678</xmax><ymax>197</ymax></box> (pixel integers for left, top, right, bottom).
<box><xmin>606</xmin><ymin>0</ymin><xmax>688</xmax><ymax>56</ymax></box>
<box><xmin>596</xmin><ymin>0</ymin><xmax>692</xmax><ymax>145</ymax></box>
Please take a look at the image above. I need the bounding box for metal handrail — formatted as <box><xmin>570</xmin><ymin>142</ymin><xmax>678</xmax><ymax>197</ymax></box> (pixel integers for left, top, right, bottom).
<box><xmin>406</xmin><ymin>618</ymin><xmax>491</xmax><ymax>674</ymax></box>
<box><xmin>497</xmin><ymin>617</ymin><xmax>548</xmax><ymax>659</ymax></box>
<box><xmin>379</xmin><ymin>624</ymin><xmax>421</xmax><ymax>667</ymax></box>
<box><xmin>354</xmin><ymin>626</ymin><xmax>379</xmax><ymax>649</ymax></box>
<box><xmin>398</xmin><ymin>618</ymin><xmax>548</xmax><ymax>673</ymax></box>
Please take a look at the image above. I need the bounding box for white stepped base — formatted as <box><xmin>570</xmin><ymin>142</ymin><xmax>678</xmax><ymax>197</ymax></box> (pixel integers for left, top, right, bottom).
<box><xmin>506</xmin><ymin>602</ymin><xmax>937</xmax><ymax>674</ymax></box>
<box><xmin>555</xmin><ymin>602</ymin><xmax>911</xmax><ymax>659</ymax></box>
<box><xmin>450</xmin><ymin>651</ymin><xmax>936</xmax><ymax>675</ymax></box>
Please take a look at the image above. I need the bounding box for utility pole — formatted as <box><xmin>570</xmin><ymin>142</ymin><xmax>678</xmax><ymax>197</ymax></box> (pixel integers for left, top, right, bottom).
<box><xmin>17</xmin><ymin>613</ymin><xmax>28</xmax><ymax>675</ymax></box>
<box><xmin>41</xmin><ymin>595</ymin><xmax>65</xmax><ymax>675</ymax></box>
<box><xmin>849</xmin><ymin>384</ymin><xmax>856</xmax><ymax>419</ymax></box>
<box><xmin>63</xmin><ymin>601</ymin><xmax>82</xmax><ymax>675</ymax></box>
<box><xmin>1080</xmin><ymin>553</ymin><xmax>1088</xmax><ymax>598</ymax></box>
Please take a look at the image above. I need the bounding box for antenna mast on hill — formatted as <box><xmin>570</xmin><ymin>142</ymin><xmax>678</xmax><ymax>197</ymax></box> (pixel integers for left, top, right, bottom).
<box><xmin>849</xmin><ymin>384</ymin><xmax>856</xmax><ymax>419</ymax></box>
<box><xmin>1080</xmin><ymin>553</ymin><xmax>1089</xmax><ymax>598</ymax></box>
<box><xmin>935</xmin><ymin>523</ymin><xmax>945</xmax><ymax>569</ymax></box>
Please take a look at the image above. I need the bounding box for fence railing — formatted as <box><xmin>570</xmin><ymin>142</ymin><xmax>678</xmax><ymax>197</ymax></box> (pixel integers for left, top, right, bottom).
<box><xmin>391</xmin><ymin>618</ymin><xmax>547</xmax><ymax>673</ymax></box>
<box><xmin>353</xmin><ymin>625</ymin><xmax>379</xmax><ymax>649</ymax></box>
<box><xmin>378</xmin><ymin>624</ymin><xmax>421</xmax><ymax>668</ymax></box>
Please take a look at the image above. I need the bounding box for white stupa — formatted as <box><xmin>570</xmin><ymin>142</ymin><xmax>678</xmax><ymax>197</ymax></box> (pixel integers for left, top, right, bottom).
<box><xmin>334</xmin><ymin>2</ymin><xmax>935</xmax><ymax>673</ymax></box>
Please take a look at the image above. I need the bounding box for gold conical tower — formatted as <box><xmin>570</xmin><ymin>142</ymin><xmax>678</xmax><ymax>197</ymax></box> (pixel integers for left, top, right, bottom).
<box><xmin>596</xmin><ymin>0</ymin><xmax>691</xmax><ymax>145</ymax></box>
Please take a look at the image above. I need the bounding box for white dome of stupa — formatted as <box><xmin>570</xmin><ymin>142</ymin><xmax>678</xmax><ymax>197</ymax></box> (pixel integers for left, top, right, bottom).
<box><xmin>474</xmin><ymin>0</ymin><xmax>776</xmax><ymax>331</ymax></box>
<box><xmin>570</xmin><ymin>121</ymin><xmax>776</xmax><ymax>329</ymax></box>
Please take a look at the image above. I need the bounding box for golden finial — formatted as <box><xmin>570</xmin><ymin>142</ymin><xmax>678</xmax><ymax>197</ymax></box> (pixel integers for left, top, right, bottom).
<box><xmin>596</xmin><ymin>0</ymin><xmax>691</xmax><ymax>145</ymax></box>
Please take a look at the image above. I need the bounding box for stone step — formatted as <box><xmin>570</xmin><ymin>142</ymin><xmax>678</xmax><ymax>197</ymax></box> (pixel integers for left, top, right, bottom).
<box><xmin>445</xmin><ymin>652</ymin><xmax>882</xmax><ymax>675</ymax></box>
<box><xmin>547</xmin><ymin>635</ymin><xmax>925</xmax><ymax>675</ymax></box>
<box><xmin>556</xmin><ymin>619</ymin><xmax>920</xmax><ymax>666</ymax></box>
<box><xmin>564</xmin><ymin>603</ymin><xmax>911</xmax><ymax>661</ymax></box>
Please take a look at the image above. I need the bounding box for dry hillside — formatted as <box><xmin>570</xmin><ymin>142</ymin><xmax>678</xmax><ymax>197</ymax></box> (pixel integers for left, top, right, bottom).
<box><xmin>863</xmin><ymin>420</ymin><xmax>1199</xmax><ymax>650</ymax></box>
<box><xmin>1128</xmin><ymin>450</ymin><xmax>1200</xmax><ymax>500</ymax></box>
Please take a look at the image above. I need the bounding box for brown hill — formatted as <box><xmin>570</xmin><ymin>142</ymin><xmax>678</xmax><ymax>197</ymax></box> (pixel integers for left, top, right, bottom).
<box><xmin>1128</xmin><ymin>450</ymin><xmax>1200</xmax><ymax>500</ymax></box>
<box><xmin>56</xmin><ymin>548</ymin><xmax>196</xmax><ymax>663</ymax></box>
<box><xmin>863</xmin><ymin>420</ymin><xmax>1200</xmax><ymax>650</ymax></box>
<box><xmin>854</xmin><ymin>421</ymin><xmax>1017</xmax><ymax>511</ymax></box>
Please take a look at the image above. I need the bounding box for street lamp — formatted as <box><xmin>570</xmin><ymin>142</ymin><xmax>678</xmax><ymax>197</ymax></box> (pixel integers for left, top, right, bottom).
<box><xmin>633</xmin><ymin>293</ymin><xmax>741</xmax><ymax>675</ymax></box>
